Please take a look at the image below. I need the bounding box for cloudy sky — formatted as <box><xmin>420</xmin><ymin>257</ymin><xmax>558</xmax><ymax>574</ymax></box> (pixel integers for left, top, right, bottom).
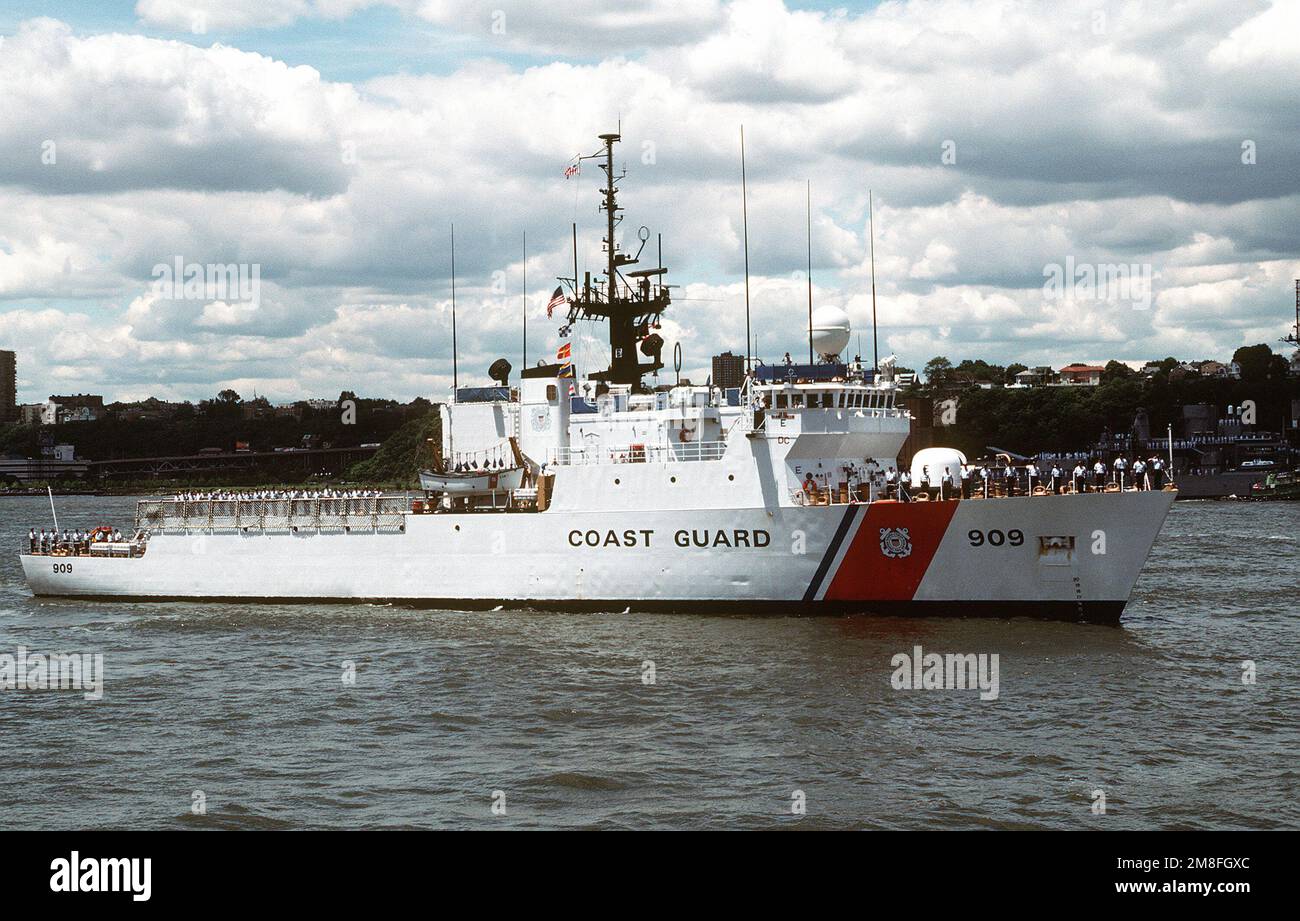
<box><xmin>1</xmin><ymin>0</ymin><xmax>1297</xmax><ymax>404</ymax></box>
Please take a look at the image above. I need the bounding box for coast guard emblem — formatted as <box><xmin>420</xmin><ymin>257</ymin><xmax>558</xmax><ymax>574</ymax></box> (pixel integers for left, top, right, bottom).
<box><xmin>879</xmin><ymin>527</ymin><xmax>912</xmax><ymax>559</ymax></box>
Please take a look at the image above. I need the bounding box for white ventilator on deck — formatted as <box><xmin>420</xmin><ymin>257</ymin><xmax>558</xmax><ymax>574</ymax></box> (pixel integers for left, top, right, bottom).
<box><xmin>910</xmin><ymin>447</ymin><xmax>967</xmax><ymax>488</ymax></box>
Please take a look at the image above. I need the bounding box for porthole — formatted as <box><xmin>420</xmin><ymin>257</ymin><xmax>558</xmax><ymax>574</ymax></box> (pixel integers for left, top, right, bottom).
<box><xmin>728</xmin><ymin>474</ymin><xmax>735</xmax><ymax>481</ymax></box>
<box><xmin>614</xmin><ymin>478</ymin><xmax>621</xmax><ymax>485</ymax></box>
<box><xmin>670</xmin><ymin>476</ymin><xmax>677</xmax><ymax>483</ymax></box>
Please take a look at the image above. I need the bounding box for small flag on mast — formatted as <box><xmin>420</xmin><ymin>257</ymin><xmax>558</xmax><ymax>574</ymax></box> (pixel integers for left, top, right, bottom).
<box><xmin>556</xmin><ymin>342</ymin><xmax>571</xmax><ymax>361</ymax></box>
<box><xmin>564</xmin><ymin>162</ymin><xmax>579</xmax><ymax>179</ymax></box>
<box><xmin>546</xmin><ymin>285</ymin><xmax>565</xmax><ymax>318</ymax></box>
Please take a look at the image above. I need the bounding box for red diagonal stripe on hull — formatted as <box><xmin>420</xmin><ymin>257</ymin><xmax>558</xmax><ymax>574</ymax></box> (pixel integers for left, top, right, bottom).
<box><xmin>822</xmin><ymin>500</ymin><xmax>959</xmax><ymax>601</ymax></box>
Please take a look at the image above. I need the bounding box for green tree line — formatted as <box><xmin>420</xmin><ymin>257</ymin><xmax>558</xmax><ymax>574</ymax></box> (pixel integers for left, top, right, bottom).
<box><xmin>919</xmin><ymin>344</ymin><xmax>1298</xmax><ymax>456</ymax></box>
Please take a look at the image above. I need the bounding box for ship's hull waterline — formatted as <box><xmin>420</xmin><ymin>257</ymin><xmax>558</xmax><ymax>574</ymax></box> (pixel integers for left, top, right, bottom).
<box><xmin>20</xmin><ymin>490</ymin><xmax>1174</xmax><ymax>623</ymax></box>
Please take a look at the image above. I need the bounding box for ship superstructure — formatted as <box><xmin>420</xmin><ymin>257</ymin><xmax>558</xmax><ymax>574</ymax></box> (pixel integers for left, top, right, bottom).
<box><xmin>19</xmin><ymin>133</ymin><xmax>1176</xmax><ymax>621</ymax></box>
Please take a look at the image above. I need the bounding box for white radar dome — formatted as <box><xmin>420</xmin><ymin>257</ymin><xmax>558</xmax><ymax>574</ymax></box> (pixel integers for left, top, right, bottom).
<box><xmin>809</xmin><ymin>305</ymin><xmax>851</xmax><ymax>361</ymax></box>
<box><xmin>910</xmin><ymin>447</ymin><xmax>968</xmax><ymax>489</ymax></box>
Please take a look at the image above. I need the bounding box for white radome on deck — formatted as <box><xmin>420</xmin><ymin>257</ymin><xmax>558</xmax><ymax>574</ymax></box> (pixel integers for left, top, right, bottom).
<box><xmin>910</xmin><ymin>447</ymin><xmax>967</xmax><ymax>488</ymax></box>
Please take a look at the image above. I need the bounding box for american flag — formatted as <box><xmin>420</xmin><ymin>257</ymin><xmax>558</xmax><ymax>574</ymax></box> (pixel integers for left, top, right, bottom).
<box><xmin>546</xmin><ymin>285</ymin><xmax>565</xmax><ymax>318</ymax></box>
<box><xmin>564</xmin><ymin>162</ymin><xmax>579</xmax><ymax>179</ymax></box>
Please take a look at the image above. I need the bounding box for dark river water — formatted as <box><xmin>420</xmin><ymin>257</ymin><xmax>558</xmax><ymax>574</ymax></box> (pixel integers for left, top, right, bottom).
<box><xmin>0</xmin><ymin>494</ymin><xmax>1295</xmax><ymax>830</ymax></box>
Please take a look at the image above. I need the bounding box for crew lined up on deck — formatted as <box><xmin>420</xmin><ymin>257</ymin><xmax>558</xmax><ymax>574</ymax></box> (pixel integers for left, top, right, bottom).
<box><xmin>28</xmin><ymin>527</ymin><xmax>125</xmax><ymax>554</ymax></box>
<box><xmin>800</xmin><ymin>454</ymin><xmax>1169</xmax><ymax>504</ymax></box>
<box><xmin>169</xmin><ymin>488</ymin><xmax>384</xmax><ymax>502</ymax></box>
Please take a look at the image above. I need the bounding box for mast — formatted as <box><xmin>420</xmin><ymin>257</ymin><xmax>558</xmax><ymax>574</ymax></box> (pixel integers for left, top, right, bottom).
<box><xmin>806</xmin><ymin>180</ymin><xmax>813</xmax><ymax>365</ymax></box>
<box><xmin>602</xmin><ymin>134</ymin><xmax>618</xmax><ymax>320</ymax></box>
<box><xmin>1285</xmin><ymin>279</ymin><xmax>1300</xmax><ymax>350</ymax></box>
<box><xmin>868</xmin><ymin>190</ymin><xmax>879</xmax><ymax>372</ymax></box>
<box><xmin>522</xmin><ymin>231</ymin><xmax>527</xmax><ymax>372</ymax></box>
<box><xmin>560</xmin><ymin>133</ymin><xmax>670</xmax><ymax>387</ymax></box>
<box><xmin>450</xmin><ymin>223</ymin><xmax>458</xmax><ymax>390</ymax></box>
<box><xmin>741</xmin><ymin>126</ymin><xmax>752</xmax><ymax>374</ymax></box>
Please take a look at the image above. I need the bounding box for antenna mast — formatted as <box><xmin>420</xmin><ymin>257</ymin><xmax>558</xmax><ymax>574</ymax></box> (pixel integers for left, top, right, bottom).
<box><xmin>1285</xmin><ymin>278</ymin><xmax>1300</xmax><ymax>350</ymax></box>
<box><xmin>806</xmin><ymin>180</ymin><xmax>814</xmax><ymax>365</ymax></box>
<box><xmin>560</xmin><ymin>133</ymin><xmax>669</xmax><ymax>387</ymax></box>
<box><xmin>450</xmin><ymin>223</ymin><xmax>458</xmax><ymax>390</ymax></box>
<box><xmin>868</xmin><ymin>190</ymin><xmax>879</xmax><ymax>372</ymax></box>
<box><xmin>741</xmin><ymin>126</ymin><xmax>752</xmax><ymax>374</ymax></box>
<box><xmin>522</xmin><ymin>231</ymin><xmax>527</xmax><ymax>372</ymax></box>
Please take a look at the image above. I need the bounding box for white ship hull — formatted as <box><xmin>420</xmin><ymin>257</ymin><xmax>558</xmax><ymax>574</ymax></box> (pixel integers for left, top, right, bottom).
<box><xmin>20</xmin><ymin>490</ymin><xmax>1174</xmax><ymax>622</ymax></box>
